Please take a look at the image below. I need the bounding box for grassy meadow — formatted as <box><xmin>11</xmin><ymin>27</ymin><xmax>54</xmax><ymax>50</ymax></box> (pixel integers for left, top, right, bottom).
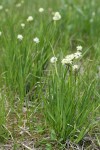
<box><xmin>0</xmin><ymin>0</ymin><xmax>100</xmax><ymax>149</ymax></box>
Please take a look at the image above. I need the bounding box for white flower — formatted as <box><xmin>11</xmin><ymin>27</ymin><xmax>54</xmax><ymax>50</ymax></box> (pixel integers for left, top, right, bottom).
<box><xmin>50</xmin><ymin>56</ymin><xmax>57</xmax><ymax>63</ymax></box>
<box><xmin>0</xmin><ymin>5</ymin><xmax>3</xmax><ymax>10</ymax></box>
<box><xmin>74</xmin><ymin>51</ymin><xmax>82</xmax><ymax>59</ymax></box>
<box><xmin>65</xmin><ymin>54</ymin><xmax>75</xmax><ymax>61</ymax></box>
<box><xmin>61</xmin><ymin>45</ymin><xmax>83</xmax><ymax>65</ymax></box>
<box><xmin>53</xmin><ymin>12</ymin><xmax>61</xmax><ymax>21</ymax></box>
<box><xmin>61</xmin><ymin>58</ymin><xmax>72</xmax><ymax>65</ymax></box>
<box><xmin>33</xmin><ymin>37</ymin><xmax>40</xmax><ymax>43</ymax></box>
<box><xmin>16</xmin><ymin>3</ymin><xmax>22</xmax><ymax>8</ymax></box>
<box><xmin>27</xmin><ymin>16</ymin><xmax>33</xmax><ymax>22</ymax></box>
<box><xmin>21</xmin><ymin>23</ymin><xmax>25</xmax><ymax>29</ymax></box>
<box><xmin>61</xmin><ymin>53</ymin><xmax>75</xmax><ymax>65</ymax></box>
<box><xmin>17</xmin><ymin>34</ymin><xmax>23</xmax><ymax>41</ymax></box>
<box><xmin>0</xmin><ymin>31</ymin><xmax>2</xmax><ymax>36</ymax></box>
<box><xmin>72</xmin><ymin>65</ymin><xmax>79</xmax><ymax>71</ymax></box>
<box><xmin>76</xmin><ymin>45</ymin><xmax>82</xmax><ymax>51</ymax></box>
<box><xmin>39</xmin><ymin>8</ymin><xmax>44</xmax><ymax>13</ymax></box>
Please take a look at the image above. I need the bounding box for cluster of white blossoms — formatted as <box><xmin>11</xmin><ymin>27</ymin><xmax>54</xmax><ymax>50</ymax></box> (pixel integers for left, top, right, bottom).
<box><xmin>53</xmin><ymin>12</ymin><xmax>61</xmax><ymax>21</ymax></box>
<box><xmin>17</xmin><ymin>34</ymin><xmax>23</xmax><ymax>41</ymax></box>
<box><xmin>72</xmin><ymin>64</ymin><xmax>79</xmax><ymax>72</ymax></box>
<box><xmin>21</xmin><ymin>23</ymin><xmax>25</xmax><ymax>29</ymax></box>
<box><xmin>39</xmin><ymin>8</ymin><xmax>44</xmax><ymax>13</ymax></box>
<box><xmin>61</xmin><ymin>58</ymin><xmax>73</xmax><ymax>65</ymax></box>
<box><xmin>61</xmin><ymin>46</ymin><xmax>82</xmax><ymax>65</ymax></box>
<box><xmin>76</xmin><ymin>45</ymin><xmax>82</xmax><ymax>51</ymax></box>
<box><xmin>33</xmin><ymin>37</ymin><xmax>40</xmax><ymax>43</ymax></box>
<box><xmin>27</xmin><ymin>16</ymin><xmax>33</xmax><ymax>22</ymax></box>
<box><xmin>74</xmin><ymin>51</ymin><xmax>82</xmax><ymax>59</ymax></box>
<box><xmin>50</xmin><ymin>46</ymin><xmax>82</xmax><ymax>73</ymax></box>
<box><xmin>63</xmin><ymin>54</ymin><xmax>75</xmax><ymax>64</ymax></box>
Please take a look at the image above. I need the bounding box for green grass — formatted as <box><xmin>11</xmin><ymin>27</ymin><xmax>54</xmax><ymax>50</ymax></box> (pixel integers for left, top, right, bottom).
<box><xmin>0</xmin><ymin>0</ymin><xmax>100</xmax><ymax>149</ymax></box>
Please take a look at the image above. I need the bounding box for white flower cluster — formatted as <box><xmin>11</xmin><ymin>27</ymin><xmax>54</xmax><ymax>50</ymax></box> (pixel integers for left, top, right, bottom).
<box><xmin>33</xmin><ymin>37</ymin><xmax>40</xmax><ymax>43</ymax></box>
<box><xmin>50</xmin><ymin>46</ymin><xmax>82</xmax><ymax>68</ymax></box>
<box><xmin>53</xmin><ymin>12</ymin><xmax>61</xmax><ymax>21</ymax></box>
<box><xmin>72</xmin><ymin>65</ymin><xmax>79</xmax><ymax>72</ymax></box>
<box><xmin>27</xmin><ymin>16</ymin><xmax>33</xmax><ymax>22</ymax></box>
<box><xmin>21</xmin><ymin>23</ymin><xmax>25</xmax><ymax>29</ymax></box>
<box><xmin>61</xmin><ymin>46</ymin><xmax>82</xmax><ymax>65</ymax></box>
<box><xmin>17</xmin><ymin>34</ymin><xmax>23</xmax><ymax>41</ymax></box>
<box><xmin>76</xmin><ymin>45</ymin><xmax>82</xmax><ymax>51</ymax></box>
<box><xmin>39</xmin><ymin>8</ymin><xmax>44</xmax><ymax>13</ymax></box>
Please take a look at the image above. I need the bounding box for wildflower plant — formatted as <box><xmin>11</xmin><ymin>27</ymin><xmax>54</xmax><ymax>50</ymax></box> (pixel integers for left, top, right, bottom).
<box><xmin>43</xmin><ymin>48</ymin><xmax>99</xmax><ymax>143</ymax></box>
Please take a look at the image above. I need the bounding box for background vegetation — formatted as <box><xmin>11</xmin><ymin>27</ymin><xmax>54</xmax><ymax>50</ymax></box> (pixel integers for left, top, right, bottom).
<box><xmin>0</xmin><ymin>0</ymin><xmax>100</xmax><ymax>149</ymax></box>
